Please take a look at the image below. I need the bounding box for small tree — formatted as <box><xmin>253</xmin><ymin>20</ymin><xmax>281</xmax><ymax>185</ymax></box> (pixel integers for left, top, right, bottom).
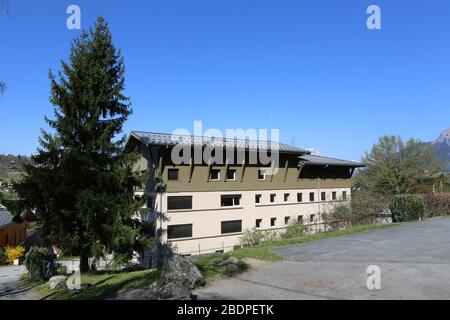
<box><xmin>356</xmin><ymin>136</ymin><xmax>445</xmax><ymax>196</ymax></box>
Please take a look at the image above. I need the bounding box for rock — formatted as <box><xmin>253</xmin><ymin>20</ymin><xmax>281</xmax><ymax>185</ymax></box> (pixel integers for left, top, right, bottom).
<box><xmin>48</xmin><ymin>275</ymin><xmax>68</xmax><ymax>290</ymax></box>
<box><xmin>224</xmin><ymin>263</ymin><xmax>239</xmax><ymax>275</ymax></box>
<box><xmin>163</xmin><ymin>255</ymin><xmax>205</xmax><ymax>289</ymax></box>
<box><xmin>217</xmin><ymin>256</ymin><xmax>238</xmax><ymax>267</ymax></box>
<box><xmin>147</xmin><ymin>254</ymin><xmax>205</xmax><ymax>300</ymax></box>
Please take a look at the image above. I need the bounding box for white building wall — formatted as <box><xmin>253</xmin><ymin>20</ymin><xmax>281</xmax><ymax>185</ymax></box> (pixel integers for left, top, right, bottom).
<box><xmin>155</xmin><ymin>188</ymin><xmax>350</xmax><ymax>255</ymax></box>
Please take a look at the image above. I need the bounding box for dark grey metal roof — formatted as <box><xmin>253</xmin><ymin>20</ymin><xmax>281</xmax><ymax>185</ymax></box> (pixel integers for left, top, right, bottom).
<box><xmin>299</xmin><ymin>154</ymin><xmax>365</xmax><ymax>167</ymax></box>
<box><xmin>127</xmin><ymin>131</ymin><xmax>309</xmax><ymax>154</ymax></box>
<box><xmin>0</xmin><ymin>208</ymin><xmax>13</xmax><ymax>229</ymax></box>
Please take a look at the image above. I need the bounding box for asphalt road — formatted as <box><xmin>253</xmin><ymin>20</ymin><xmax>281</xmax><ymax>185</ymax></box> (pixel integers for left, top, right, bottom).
<box><xmin>194</xmin><ymin>217</ymin><xmax>450</xmax><ymax>300</ymax></box>
<box><xmin>0</xmin><ymin>265</ymin><xmax>38</xmax><ymax>300</ymax></box>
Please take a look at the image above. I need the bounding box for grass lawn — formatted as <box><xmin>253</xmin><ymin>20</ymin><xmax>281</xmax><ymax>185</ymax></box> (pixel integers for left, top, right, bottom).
<box><xmin>25</xmin><ymin>269</ymin><xmax>159</xmax><ymax>300</ymax></box>
<box><xmin>194</xmin><ymin>223</ymin><xmax>399</xmax><ymax>279</ymax></box>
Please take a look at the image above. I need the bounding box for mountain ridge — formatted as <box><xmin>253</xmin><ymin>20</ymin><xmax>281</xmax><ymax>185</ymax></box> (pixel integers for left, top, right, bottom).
<box><xmin>430</xmin><ymin>128</ymin><xmax>450</xmax><ymax>172</ymax></box>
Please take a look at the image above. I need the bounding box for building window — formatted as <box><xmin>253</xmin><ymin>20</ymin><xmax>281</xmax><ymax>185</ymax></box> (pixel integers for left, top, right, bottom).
<box><xmin>271</xmin><ymin>218</ymin><xmax>277</xmax><ymax>227</ymax></box>
<box><xmin>285</xmin><ymin>216</ymin><xmax>290</xmax><ymax>225</ymax></box>
<box><xmin>310</xmin><ymin>214</ymin><xmax>315</xmax><ymax>223</ymax></box>
<box><xmin>167</xmin><ymin>196</ymin><xmax>192</xmax><ymax>210</ymax></box>
<box><xmin>342</xmin><ymin>191</ymin><xmax>347</xmax><ymax>200</ymax></box>
<box><xmin>210</xmin><ymin>169</ymin><xmax>221</xmax><ymax>181</ymax></box>
<box><xmin>167</xmin><ymin>224</ymin><xmax>193</xmax><ymax>239</ymax></box>
<box><xmin>270</xmin><ymin>194</ymin><xmax>276</xmax><ymax>203</ymax></box>
<box><xmin>221</xmin><ymin>194</ymin><xmax>241</xmax><ymax>207</ymax></box>
<box><xmin>258</xmin><ymin>169</ymin><xmax>266</xmax><ymax>181</ymax></box>
<box><xmin>227</xmin><ymin>169</ymin><xmax>236</xmax><ymax>181</ymax></box>
<box><xmin>284</xmin><ymin>193</ymin><xmax>290</xmax><ymax>202</ymax></box>
<box><xmin>168</xmin><ymin>169</ymin><xmax>179</xmax><ymax>181</ymax></box>
<box><xmin>298</xmin><ymin>215</ymin><xmax>303</xmax><ymax>223</ymax></box>
<box><xmin>321</xmin><ymin>192</ymin><xmax>326</xmax><ymax>201</ymax></box>
<box><xmin>221</xmin><ymin>220</ymin><xmax>242</xmax><ymax>234</ymax></box>
<box><xmin>332</xmin><ymin>192</ymin><xmax>337</xmax><ymax>200</ymax></box>
<box><xmin>255</xmin><ymin>194</ymin><xmax>262</xmax><ymax>204</ymax></box>
<box><xmin>309</xmin><ymin>192</ymin><xmax>315</xmax><ymax>202</ymax></box>
<box><xmin>256</xmin><ymin>219</ymin><xmax>262</xmax><ymax>228</ymax></box>
<box><xmin>297</xmin><ymin>193</ymin><xmax>303</xmax><ymax>202</ymax></box>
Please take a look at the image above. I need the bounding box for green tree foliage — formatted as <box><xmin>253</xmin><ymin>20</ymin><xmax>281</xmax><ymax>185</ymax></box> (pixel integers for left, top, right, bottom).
<box><xmin>356</xmin><ymin>136</ymin><xmax>445</xmax><ymax>196</ymax></box>
<box><xmin>389</xmin><ymin>194</ymin><xmax>426</xmax><ymax>222</ymax></box>
<box><xmin>13</xmin><ymin>17</ymin><xmax>146</xmax><ymax>272</ymax></box>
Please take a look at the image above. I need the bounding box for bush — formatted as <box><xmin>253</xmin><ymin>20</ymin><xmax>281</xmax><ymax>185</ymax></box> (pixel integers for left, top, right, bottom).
<box><xmin>0</xmin><ymin>249</ymin><xmax>5</xmax><ymax>265</ymax></box>
<box><xmin>424</xmin><ymin>193</ymin><xmax>450</xmax><ymax>218</ymax></box>
<box><xmin>4</xmin><ymin>245</ymin><xmax>25</xmax><ymax>265</ymax></box>
<box><xmin>323</xmin><ymin>191</ymin><xmax>389</xmax><ymax>229</ymax></box>
<box><xmin>239</xmin><ymin>228</ymin><xmax>279</xmax><ymax>247</ymax></box>
<box><xmin>389</xmin><ymin>194</ymin><xmax>426</xmax><ymax>222</ymax></box>
<box><xmin>24</xmin><ymin>246</ymin><xmax>55</xmax><ymax>281</ymax></box>
<box><xmin>282</xmin><ymin>221</ymin><xmax>305</xmax><ymax>239</ymax></box>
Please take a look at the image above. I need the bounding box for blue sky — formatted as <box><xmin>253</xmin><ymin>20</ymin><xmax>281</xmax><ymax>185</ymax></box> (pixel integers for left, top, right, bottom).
<box><xmin>1</xmin><ymin>0</ymin><xmax>449</xmax><ymax>161</ymax></box>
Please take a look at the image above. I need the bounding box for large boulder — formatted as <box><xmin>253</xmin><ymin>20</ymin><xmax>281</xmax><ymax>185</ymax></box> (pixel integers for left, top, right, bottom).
<box><xmin>147</xmin><ymin>254</ymin><xmax>205</xmax><ymax>300</ymax></box>
<box><xmin>48</xmin><ymin>275</ymin><xmax>68</xmax><ymax>290</ymax></box>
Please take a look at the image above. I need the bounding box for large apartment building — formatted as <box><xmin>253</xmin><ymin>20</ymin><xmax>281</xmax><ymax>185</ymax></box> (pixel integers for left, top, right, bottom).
<box><xmin>124</xmin><ymin>131</ymin><xmax>364</xmax><ymax>256</ymax></box>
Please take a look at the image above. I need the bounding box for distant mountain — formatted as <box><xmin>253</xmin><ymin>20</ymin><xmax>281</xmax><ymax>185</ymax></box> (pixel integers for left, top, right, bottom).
<box><xmin>430</xmin><ymin>128</ymin><xmax>450</xmax><ymax>172</ymax></box>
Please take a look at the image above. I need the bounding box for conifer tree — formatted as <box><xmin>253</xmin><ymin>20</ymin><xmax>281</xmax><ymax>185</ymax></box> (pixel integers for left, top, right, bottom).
<box><xmin>14</xmin><ymin>17</ymin><xmax>146</xmax><ymax>272</ymax></box>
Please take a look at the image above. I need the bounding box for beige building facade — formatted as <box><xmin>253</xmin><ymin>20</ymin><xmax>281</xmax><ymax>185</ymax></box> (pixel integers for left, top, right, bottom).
<box><xmin>125</xmin><ymin>131</ymin><xmax>363</xmax><ymax>256</ymax></box>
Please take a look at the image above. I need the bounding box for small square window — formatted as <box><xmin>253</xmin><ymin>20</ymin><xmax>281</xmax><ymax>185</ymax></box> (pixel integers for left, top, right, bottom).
<box><xmin>309</xmin><ymin>192</ymin><xmax>315</xmax><ymax>202</ymax></box>
<box><xmin>270</xmin><ymin>194</ymin><xmax>276</xmax><ymax>203</ymax></box>
<box><xmin>298</xmin><ymin>215</ymin><xmax>303</xmax><ymax>223</ymax></box>
<box><xmin>168</xmin><ymin>169</ymin><xmax>179</xmax><ymax>181</ymax></box>
<box><xmin>284</xmin><ymin>193</ymin><xmax>290</xmax><ymax>202</ymax></box>
<box><xmin>258</xmin><ymin>169</ymin><xmax>266</xmax><ymax>180</ymax></box>
<box><xmin>271</xmin><ymin>218</ymin><xmax>277</xmax><ymax>227</ymax></box>
<box><xmin>255</xmin><ymin>194</ymin><xmax>262</xmax><ymax>204</ymax></box>
<box><xmin>310</xmin><ymin>214</ymin><xmax>315</xmax><ymax>223</ymax></box>
<box><xmin>342</xmin><ymin>191</ymin><xmax>347</xmax><ymax>200</ymax></box>
<box><xmin>227</xmin><ymin>169</ymin><xmax>236</xmax><ymax>181</ymax></box>
<box><xmin>256</xmin><ymin>219</ymin><xmax>262</xmax><ymax>228</ymax></box>
<box><xmin>297</xmin><ymin>193</ymin><xmax>303</xmax><ymax>202</ymax></box>
<box><xmin>285</xmin><ymin>216</ymin><xmax>290</xmax><ymax>225</ymax></box>
<box><xmin>321</xmin><ymin>192</ymin><xmax>326</xmax><ymax>201</ymax></box>
<box><xmin>332</xmin><ymin>192</ymin><xmax>337</xmax><ymax>200</ymax></box>
<box><xmin>210</xmin><ymin>169</ymin><xmax>221</xmax><ymax>181</ymax></box>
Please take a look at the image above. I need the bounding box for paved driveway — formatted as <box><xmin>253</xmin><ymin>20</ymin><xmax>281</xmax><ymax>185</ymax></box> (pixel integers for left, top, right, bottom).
<box><xmin>195</xmin><ymin>217</ymin><xmax>450</xmax><ymax>300</ymax></box>
<box><xmin>0</xmin><ymin>265</ymin><xmax>38</xmax><ymax>300</ymax></box>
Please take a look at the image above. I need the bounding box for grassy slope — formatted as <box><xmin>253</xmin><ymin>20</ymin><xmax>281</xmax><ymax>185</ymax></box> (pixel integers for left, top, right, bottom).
<box><xmin>24</xmin><ymin>224</ymin><xmax>399</xmax><ymax>299</ymax></box>
<box><xmin>27</xmin><ymin>269</ymin><xmax>159</xmax><ymax>300</ymax></box>
<box><xmin>195</xmin><ymin>223</ymin><xmax>399</xmax><ymax>279</ymax></box>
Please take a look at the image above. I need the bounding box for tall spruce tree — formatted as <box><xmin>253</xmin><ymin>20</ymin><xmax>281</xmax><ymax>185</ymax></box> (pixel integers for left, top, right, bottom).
<box><xmin>14</xmin><ymin>17</ymin><xmax>145</xmax><ymax>272</ymax></box>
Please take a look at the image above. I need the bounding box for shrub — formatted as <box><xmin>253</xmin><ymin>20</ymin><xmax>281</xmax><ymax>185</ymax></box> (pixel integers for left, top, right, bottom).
<box><xmin>424</xmin><ymin>193</ymin><xmax>450</xmax><ymax>218</ymax></box>
<box><xmin>239</xmin><ymin>228</ymin><xmax>279</xmax><ymax>247</ymax></box>
<box><xmin>389</xmin><ymin>194</ymin><xmax>426</xmax><ymax>222</ymax></box>
<box><xmin>4</xmin><ymin>245</ymin><xmax>25</xmax><ymax>265</ymax></box>
<box><xmin>0</xmin><ymin>249</ymin><xmax>5</xmax><ymax>265</ymax></box>
<box><xmin>282</xmin><ymin>221</ymin><xmax>305</xmax><ymax>239</ymax></box>
<box><xmin>24</xmin><ymin>246</ymin><xmax>55</xmax><ymax>281</ymax></box>
<box><xmin>323</xmin><ymin>191</ymin><xmax>389</xmax><ymax>229</ymax></box>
